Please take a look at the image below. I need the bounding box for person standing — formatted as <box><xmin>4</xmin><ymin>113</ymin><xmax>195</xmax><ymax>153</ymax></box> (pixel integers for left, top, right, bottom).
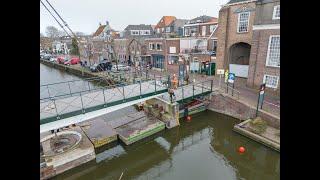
<box><xmin>172</xmin><ymin>74</ymin><xmax>178</xmax><ymax>89</ymax></box>
<box><xmin>169</xmin><ymin>88</ymin><xmax>175</xmax><ymax>103</ymax></box>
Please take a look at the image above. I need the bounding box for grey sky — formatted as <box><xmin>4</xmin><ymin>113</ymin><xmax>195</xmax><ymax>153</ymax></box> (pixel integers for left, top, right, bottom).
<box><xmin>40</xmin><ymin>0</ymin><xmax>229</xmax><ymax>35</ymax></box>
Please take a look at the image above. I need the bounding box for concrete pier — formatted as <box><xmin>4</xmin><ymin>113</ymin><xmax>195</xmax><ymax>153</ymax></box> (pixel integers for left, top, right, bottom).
<box><xmin>116</xmin><ymin>116</ymin><xmax>165</xmax><ymax>145</ymax></box>
<box><xmin>40</xmin><ymin>126</ymin><xmax>95</xmax><ymax>179</ymax></box>
<box><xmin>79</xmin><ymin>118</ymin><xmax>118</xmax><ymax>149</ymax></box>
<box><xmin>233</xmin><ymin>119</ymin><xmax>280</xmax><ymax>152</ymax></box>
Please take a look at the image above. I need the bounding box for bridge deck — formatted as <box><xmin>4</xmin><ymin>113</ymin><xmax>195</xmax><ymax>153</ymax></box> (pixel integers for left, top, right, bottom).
<box><xmin>40</xmin><ymin>80</ymin><xmax>167</xmax><ymax>123</ymax></box>
<box><xmin>40</xmin><ymin>80</ymin><xmax>214</xmax><ymax>133</ymax></box>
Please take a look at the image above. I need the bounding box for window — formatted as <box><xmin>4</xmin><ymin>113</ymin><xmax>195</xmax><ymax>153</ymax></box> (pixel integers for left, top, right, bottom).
<box><xmin>184</xmin><ymin>28</ymin><xmax>190</xmax><ymax>36</ymax></box>
<box><xmin>130</xmin><ymin>30</ymin><xmax>139</xmax><ymax>35</ymax></box>
<box><xmin>166</xmin><ymin>27</ymin><xmax>171</xmax><ymax>33</ymax></box>
<box><xmin>169</xmin><ymin>47</ymin><xmax>176</xmax><ymax>54</ymax></box>
<box><xmin>157</xmin><ymin>28</ymin><xmax>160</xmax><ymax>33</ymax></box>
<box><xmin>266</xmin><ymin>35</ymin><xmax>280</xmax><ymax>67</ymax></box>
<box><xmin>140</xmin><ymin>30</ymin><xmax>150</xmax><ymax>35</ymax></box>
<box><xmin>202</xmin><ymin>26</ymin><xmax>206</xmax><ymax>36</ymax></box>
<box><xmin>156</xmin><ymin>43</ymin><xmax>162</xmax><ymax>51</ymax></box>
<box><xmin>209</xmin><ymin>25</ymin><xmax>217</xmax><ymax>33</ymax></box>
<box><xmin>263</xmin><ymin>75</ymin><xmax>279</xmax><ymax>88</ymax></box>
<box><xmin>273</xmin><ymin>5</ymin><xmax>280</xmax><ymax>20</ymax></box>
<box><xmin>212</xmin><ymin>40</ymin><xmax>217</xmax><ymax>52</ymax></box>
<box><xmin>168</xmin><ymin>55</ymin><xmax>179</xmax><ymax>65</ymax></box>
<box><xmin>237</xmin><ymin>12</ymin><xmax>250</xmax><ymax>33</ymax></box>
<box><xmin>149</xmin><ymin>43</ymin><xmax>155</xmax><ymax>50</ymax></box>
<box><xmin>162</xmin><ymin>28</ymin><xmax>164</xmax><ymax>32</ymax></box>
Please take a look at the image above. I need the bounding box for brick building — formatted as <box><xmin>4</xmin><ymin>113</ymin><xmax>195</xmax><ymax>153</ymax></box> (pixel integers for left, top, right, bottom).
<box><xmin>113</xmin><ymin>39</ymin><xmax>128</xmax><ymax>64</ymax></box>
<box><xmin>165</xmin><ymin>38</ymin><xmax>183</xmax><ymax>74</ymax></box>
<box><xmin>183</xmin><ymin>15</ymin><xmax>218</xmax><ymax>38</ymax></box>
<box><xmin>247</xmin><ymin>0</ymin><xmax>280</xmax><ymax>94</ymax></box>
<box><xmin>216</xmin><ymin>0</ymin><xmax>257</xmax><ymax>76</ymax></box>
<box><xmin>145</xmin><ymin>38</ymin><xmax>166</xmax><ymax>71</ymax></box>
<box><xmin>154</xmin><ymin>16</ymin><xmax>188</xmax><ymax>38</ymax></box>
<box><xmin>122</xmin><ymin>24</ymin><xmax>155</xmax><ymax>65</ymax></box>
<box><xmin>216</xmin><ymin>0</ymin><xmax>279</xmax><ymax>93</ymax></box>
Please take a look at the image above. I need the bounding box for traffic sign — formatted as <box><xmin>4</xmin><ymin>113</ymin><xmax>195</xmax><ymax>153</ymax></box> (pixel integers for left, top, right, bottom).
<box><xmin>217</xmin><ymin>69</ymin><xmax>225</xmax><ymax>75</ymax></box>
<box><xmin>228</xmin><ymin>73</ymin><xmax>235</xmax><ymax>83</ymax></box>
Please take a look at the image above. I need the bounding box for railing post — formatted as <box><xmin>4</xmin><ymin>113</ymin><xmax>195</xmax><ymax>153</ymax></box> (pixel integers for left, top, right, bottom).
<box><xmin>88</xmin><ymin>81</ymin><xmax>91</xmax><ymax>91</ymax></box>
<box><xmin>139</xmin><ymin>81</ymin><xmax>142</xmax><ymax>98</ymax></box>
<box><xmin>210</xmin><ymin>80</ymin><xmax>213</xmax><ymax>92</ymax></box>
<box><xmin>47</xmin><ymin>85</ymin><xmax>51</xmax><ymax>98</ymax></box>
<box><xmin>182</xmin><ymin>85</ymin><xmax>184</xmax><ymax>103</ymax></box>
<box><xmin>67</xmin><ymin>82</ymin><xmax>72</xmax><ymax>96</ymax></box>
<box><xmin>102</xmin><ymin>88</ymin><xmax>107</xmax><ymax>108</ymax></box>
<box><xmin>123</xmin><ymin>86</ymin><xmax>125</xmax><ymax>102</ymax></box>
<box><xmin>192</xmin><ymin>84</ymin><xmax>195</xmax><ymax>99</ymax></box>
<box><xmin>53</xmin><ymin>98</ymin><xmax>60</xmax><ymax>119</ymax></box>
<box><xmin>202</xmin><ymin>82</ymin><xmax>204</xmax><ymax>94</ymax></box>
<box><xmin>80</xmin><ymin>92</ymin><xmax>85</xmax><ymax>113</ymax></box>
<box><xmin>154</xmin><ymin>74</ymin><xmax>157</xmax><ymax>94</ymax></box>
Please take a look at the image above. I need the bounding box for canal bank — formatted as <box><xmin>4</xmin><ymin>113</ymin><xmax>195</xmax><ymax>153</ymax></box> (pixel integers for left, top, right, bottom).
<box><xmin>40</xmin><ymin>59</ymin><xmax>130</xmax><ymax>85</ymax></box>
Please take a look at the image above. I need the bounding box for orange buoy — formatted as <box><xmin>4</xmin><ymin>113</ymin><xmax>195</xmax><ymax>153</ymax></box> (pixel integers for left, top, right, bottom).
<box><xmin>238</xmin><ymin>146</ymin><xmax>245</xmax><ymax>153</ymax></box>
<box><xmin>186</xmin><ymin>116</ymin><xmax>191</xmax><ymax>121</ymax></box>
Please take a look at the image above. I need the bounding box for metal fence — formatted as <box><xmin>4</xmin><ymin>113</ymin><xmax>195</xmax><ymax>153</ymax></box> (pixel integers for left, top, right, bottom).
<box><xmin>40</xmin><ymin>75</ymin><xmax>169</xmax><ymax>124</ymax></box>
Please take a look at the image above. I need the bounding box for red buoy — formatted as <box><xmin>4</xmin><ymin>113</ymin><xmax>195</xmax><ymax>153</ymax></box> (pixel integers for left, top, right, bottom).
<box><xmin>186</xmin><ymin>116</ymin><xmax>191</xmax><ymax>121</ymax></box>
<box><xmin>238</xmin><ymin>146</ymin><xmax>245</xmax><ymax>153</ymax></box>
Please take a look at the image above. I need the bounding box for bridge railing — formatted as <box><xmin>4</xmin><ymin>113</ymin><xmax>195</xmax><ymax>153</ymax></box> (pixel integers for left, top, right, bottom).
<box><xmin>40</xmin><ymin>75</ymin><xmax>169</xmax><ymax>124</ymax></box>
<box><xmin>40</xmin><ymin>76</ymin><xmax>123</xmax><ymax>100</ymax></box>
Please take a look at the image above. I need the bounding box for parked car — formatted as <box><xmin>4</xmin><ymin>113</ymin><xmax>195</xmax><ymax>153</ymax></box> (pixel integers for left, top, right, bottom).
<box><xmin>43</xmin><ymin>54</ymin><xmax>52</xmax><ymax>60</ymax></box>
<box><xmin>64</xmin><ymin>57</ymin><xmax>80</xmax><ymax>65</ymax></box>
<box><xmin>111</xmin><ymin>64</ymin><xmax>130</xmax><ymax>72</ymax></box>
<box><xmin>57</xmin><ymin>56</ymin><xmax>68</xmax><ymax>64</ymax></box>
<box><xmin>90</xmin><ymin>63</ymin><xmax>105</xmax><ymax>72</ymax></box>
<box><xmin>49</xmin><ymin>57</ymin><xmax>57</xmax><ymax>62</ymax></box>
<box><xmin>40</xmin><ymin>52</ymin><xmax>46</xmax><ymax>59</ymax></box>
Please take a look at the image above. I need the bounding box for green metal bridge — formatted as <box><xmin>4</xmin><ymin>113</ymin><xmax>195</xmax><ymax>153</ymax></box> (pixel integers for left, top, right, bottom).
<box><xmin>40</xmin><ymin>76</ymin><xmax>215</xmax><ymax>133</ymax></box>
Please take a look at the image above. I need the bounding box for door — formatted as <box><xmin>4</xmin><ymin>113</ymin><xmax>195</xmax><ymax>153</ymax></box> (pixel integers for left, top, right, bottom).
<box><xmin>209</xmin><ymin>62</ymin><xmax>216</xmax><ymax>76</ymax></box>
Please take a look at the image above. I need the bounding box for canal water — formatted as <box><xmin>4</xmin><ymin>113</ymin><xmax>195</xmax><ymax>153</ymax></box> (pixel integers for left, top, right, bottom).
<box><xmin>40</xmin><ymin>63</ymin><xmax>280</xmax><ymax>180</ymax></box>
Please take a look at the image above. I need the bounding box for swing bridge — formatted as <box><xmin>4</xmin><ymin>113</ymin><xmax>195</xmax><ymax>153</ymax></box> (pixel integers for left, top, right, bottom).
<box><xmin>40</xmin><ymin>76</ymin><xmax>217</xmax><ymax>133</ymax></box>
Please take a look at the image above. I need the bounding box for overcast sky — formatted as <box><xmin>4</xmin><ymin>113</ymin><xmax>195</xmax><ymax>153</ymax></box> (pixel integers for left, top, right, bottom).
<box><xmin>40</xmin><ymin>0</ymin><xmax>229</xmax><ymax>35</ymax></box>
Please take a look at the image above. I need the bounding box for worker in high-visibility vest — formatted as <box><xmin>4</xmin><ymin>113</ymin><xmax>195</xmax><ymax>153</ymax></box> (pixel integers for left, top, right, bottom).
<box><xmin>224</xmin><ymin>69</ymin><xmax>229</xmax><ymax>83</ymax></box>
<box><xmin>172</xmin><ymin>74</ymin><xmax>178</xmax><ymax>89</ymax></box>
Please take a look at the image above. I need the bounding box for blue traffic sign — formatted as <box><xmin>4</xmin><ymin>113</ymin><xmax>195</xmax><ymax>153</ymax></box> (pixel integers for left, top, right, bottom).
<box><xmin>228</xmin><ymin>73</ymin><xmax>235</xmax><ymax>83</ymax></box>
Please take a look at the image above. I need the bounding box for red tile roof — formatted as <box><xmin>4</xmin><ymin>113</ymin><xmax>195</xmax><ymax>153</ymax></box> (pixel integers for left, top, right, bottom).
<box><xmin>155</xmin><ymin>16</ymin><xmax>176</xmax><ymax>29</ymax></box>
<box><xmin>92</xmin><ymin>25</ymin><xmax>106</xmax><ymax>37</ymax></box>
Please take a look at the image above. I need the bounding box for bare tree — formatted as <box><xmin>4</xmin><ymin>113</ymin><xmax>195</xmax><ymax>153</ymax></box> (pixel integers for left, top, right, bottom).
<box><xmin>58</xmin><ymin>30</ymin><xmax>67</xmax><ymax>37</ymax></box>
<box><xmin>75</xmin><ymin>32</ymin><xmax>86</xmax><ymax>37</ymax></box>
<box><xmin>45</xmin><ymin>26</ymin><xmax>60</xmax><ymax>39</ymax></box>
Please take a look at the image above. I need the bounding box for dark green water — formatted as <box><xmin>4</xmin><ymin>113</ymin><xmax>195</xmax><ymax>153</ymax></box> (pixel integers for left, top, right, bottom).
<box><xmin>52</xmin><ymin>111</ymin><xmax>279</xmax><ymax>180</ymax></box>
<box><xmin>41</xmin><ymin>63</ymin><xmax>280</xmax><ymax>180</ymax></box>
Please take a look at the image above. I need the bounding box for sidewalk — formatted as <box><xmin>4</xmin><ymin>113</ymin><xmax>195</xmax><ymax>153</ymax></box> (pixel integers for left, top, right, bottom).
<box><xmin>148</xmin><ymin>68</ymin><xmax>280</xmax><ymax>118</ymax></box>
